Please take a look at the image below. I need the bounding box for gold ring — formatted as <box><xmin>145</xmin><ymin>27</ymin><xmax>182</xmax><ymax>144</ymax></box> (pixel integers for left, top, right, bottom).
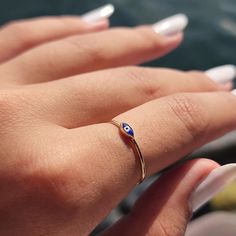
<box><xmin>110</xmin><ymin>120</ymin><xmax>146</xmax><ymax>184</ymax></box>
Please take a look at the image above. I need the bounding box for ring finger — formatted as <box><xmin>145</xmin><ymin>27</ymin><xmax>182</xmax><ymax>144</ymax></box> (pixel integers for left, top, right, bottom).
<box><xmin>13</xmin><ymin>66</ymin><xmax>234</xmax><ymax>128</ymax></box>
<box><xmin>0</xmin><ymin>14</ymin><xmax>188</xmax><ymax>85</ymax></box>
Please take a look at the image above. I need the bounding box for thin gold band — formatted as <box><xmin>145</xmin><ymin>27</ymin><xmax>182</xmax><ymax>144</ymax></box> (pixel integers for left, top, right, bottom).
<box><xmin>110</xmin><ymin>120</ymin><xmax>146</xmax><ymax>184</ymax></box>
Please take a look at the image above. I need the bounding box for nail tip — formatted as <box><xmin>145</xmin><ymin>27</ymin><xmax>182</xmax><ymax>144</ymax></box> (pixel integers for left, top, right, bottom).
<box><xmin>81</xmin><ymin>4</ymin><xmax>115</xmax><ymax>23</ymax></box>
<box><xmin>191</xmin><ymin>164</ymin><xmax>236</xmax><ymax>213</ymax></box>
<box><xmin>152</xmin><ymin>13</ymin><xmax>189</xmax><ymax>36</ymax></box>
<box><xmin>103</xmin><ymin>4</ymin><xmax>115</xmax><ymax>17</ymax></box>
<box><xmin>228</xmin><ymin>64</ymin><xmax>236</xmax><ymax>76</ymax></box>
<box><xmin>206</xmin><ymin>64</ymin><xmax>236</xmax><ymax>84</ymax></box>
<box><xmin>231</xmin><ymin>89</ymin><xmax>236</xmax><ymax>96</ymax></box>
<box><xmin>174</xmin><ymin>13</ymin><xmax>189</xmax><ymax>26</ymax></box>
<box><xmin>221</xmin><ymin>64</ymin><xmax>236</xmax><ymax>75</ymax></box>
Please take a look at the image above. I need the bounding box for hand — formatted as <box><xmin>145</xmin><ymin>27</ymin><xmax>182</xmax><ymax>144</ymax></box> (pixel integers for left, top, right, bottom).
<box><xmin>0</xmin><ymin>12</ymin><xmax>235</xmax><ymax>236</ymax></box>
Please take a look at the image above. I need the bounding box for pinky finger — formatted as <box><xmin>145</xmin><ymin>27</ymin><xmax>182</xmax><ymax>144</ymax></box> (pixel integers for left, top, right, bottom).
<box><xmin>101</xmin><ymin>159</ymin><xmax>219</xmax><ymax>236</ymax></box>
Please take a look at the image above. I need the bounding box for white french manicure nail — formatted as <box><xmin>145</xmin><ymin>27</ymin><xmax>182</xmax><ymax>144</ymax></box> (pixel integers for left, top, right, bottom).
<box><xmin>152</xmin><ymin>14</ymin><xmax>188</xmax><ymax>36</ymax></box>
<box><xmin>81</xmin><ymin>4</ymin><xmax>115</xmax><ymax>23</ymax></box>
<box><xmin>205</xmin><ymin>65</ymin><xmax>236</xmax><ymax>84</ymax></box>
<box><xmin>231</xmin><ymin>89</ymin><xmax>236</xmax><ymax>96</ymax></box>
<box><xmin>191</xmin><ymin>164</ymin><xmax>236</xmax><ymax>212</ymax></box>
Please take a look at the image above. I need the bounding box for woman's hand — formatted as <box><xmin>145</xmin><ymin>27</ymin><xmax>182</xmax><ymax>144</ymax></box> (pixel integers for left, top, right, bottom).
<box><xmin>0</xmin><ymin>12</ymin><xmax>235</xmax><ymax>235</ymax></box>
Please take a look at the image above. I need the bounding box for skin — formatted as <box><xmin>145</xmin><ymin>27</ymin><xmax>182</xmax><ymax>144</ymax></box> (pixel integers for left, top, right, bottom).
<box><xmin>0</xmin><ymin>16</ymin><xmax>234</xmax><ymax>235</ymax></box>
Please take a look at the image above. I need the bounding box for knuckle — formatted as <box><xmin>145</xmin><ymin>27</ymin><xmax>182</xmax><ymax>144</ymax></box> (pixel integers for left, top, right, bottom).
<box><xmin>124</xmin><ymin>67</ymin><xmax>161</xmax><ymax>99</ymax></box>
<box><xmin>1</xmin><ymin>132</ymin><xmax>88</xmax><ymax>210</ymax></box>
<box><xmin>167</xmin><ymin>93</ymin><xmax>209</xmax><ymax>138</ymax></box>
<box><xmin>0</xmin><ymin>91</ymin><xmax>18</xmax><ymax>123</ymax></box>
<box><xmin>27</xmin><ymin>162</ymin><xmax>72</xmax><ymax>206</ymax></box>
<box><xmin>58</xmin><ymin>18</ymin><xmax>75</xmax><ymax>29</ymax></box>
<box><xmin>17</xmin><ymin>160</ymin><xmax>72</xmax><ymax>208</ymax></box>
<box><xmin>0</xmin><ymin>89</ymin><xmax>33</xmax><ymax>128</ymax></box>
<box><xmin>58</xmin><ymin>16</ymin><xmax>83</xmax><ymax>28</ymax></box>
<box><xmin>17</xmin><ymin>151</ymin><xmax>78</xmax><ymax>209</ymax></box>
<box><xmin>65</xmin><ymin>35</ymin><xmax>104</xmax><ymax>62</ymax></box>
<box><xmin>32</xmin><ymin>148</ymin><xmax>92</xmax><ymax>208</ymax></box>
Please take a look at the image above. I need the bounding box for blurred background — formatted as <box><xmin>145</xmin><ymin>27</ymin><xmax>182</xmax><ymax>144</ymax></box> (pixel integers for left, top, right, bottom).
<box><xmin>0</xmin><ymin>0</ymin><xmax>235</xmax><ymax>235</ymax></box>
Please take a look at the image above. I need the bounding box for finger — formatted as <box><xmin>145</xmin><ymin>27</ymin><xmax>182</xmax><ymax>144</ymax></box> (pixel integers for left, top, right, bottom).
<box><xmin>0</xmin><ymin>10</ymin><xmax>111</xmax><ymax>63</ymax></box>
<box><xmin>189</xmin><ymin>64</ymin><xmax>236</xmax><ymax>90</ymax></box>
<box><xmin>186</xmin><ymin>212</ymin><xmax>236</xmax><ymax>236</ymax></box>
<box><xmin>15</xmin><ymin>67</ymin><xmax>228</xmax><ymax>128</ymax></box>
<box><xmin>1</xmin><ymin>14</ymin><xmax>188</xmax><ymax>84</ymax></box>
<box><xmin>102</xmin><ymin>159</ymin><xmax>219</xmax><ymax>236</ymax></box>
<box><xmin>205</xmin><ymin>64</ymin><xmax>236</xmax><ymax>85</ymax></box>
<box><xmin>61</xmin><ymin>91</ymin><xmax>236</xmax><ymax>230</ymax></box>
<box><xmin>80</xmin><ymin>4</ymin><xmax>114</xmax><ymax>24</ymax></box>
<box><xmin>110</xmin><ymin>91</ymin><xmax>236</xmax><ymax>175</ymax></box>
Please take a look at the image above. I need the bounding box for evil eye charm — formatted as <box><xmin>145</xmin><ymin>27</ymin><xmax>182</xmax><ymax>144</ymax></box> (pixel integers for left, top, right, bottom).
<box><xmin>121</xmin><ymin>123</ymin><xmax>134</xmax><ymax>138</ymax></box>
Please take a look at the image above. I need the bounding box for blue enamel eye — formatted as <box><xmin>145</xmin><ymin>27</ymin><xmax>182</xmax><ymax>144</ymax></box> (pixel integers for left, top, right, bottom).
<box><xmin>122</xmin><ymin>123</ymin><xmax>134</xmax><ymax>137</ymax></box>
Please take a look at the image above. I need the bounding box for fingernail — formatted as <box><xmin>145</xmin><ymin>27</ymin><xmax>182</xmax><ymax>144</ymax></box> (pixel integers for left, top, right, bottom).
<box><xmin>219</xmin><ymin>81</ymin><xmax>234</xmax><ymax>91</ymax></box>
<box><xmin>152</xmin><ymin>14</ymin><xmax>188</xmax><ymax>36</ymax></box>
<box><xmin>190</xmin><ymin>164</ymin><xmax>236</xmax><ymax>212</ymax></box>
<box><xmin>231</xmin><ymin>89</ymin><xmax>236</xmax><ymax>96</ymax></box>
<box><xmin>81</xmin><ymin>4</ymin><xmax>115</xmax><ymax>23</ymax></box>
<box><xmin>205</xmin><ymin>65</ymin><xmax>236</xmax><ymax>84</ymax></box>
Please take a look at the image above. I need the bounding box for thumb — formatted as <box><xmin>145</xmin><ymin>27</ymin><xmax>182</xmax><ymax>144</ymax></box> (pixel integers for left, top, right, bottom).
<box><xmin>101</xmin><ymin>159</ymin><xmax>219</xmax><ymax>236</ymax></box>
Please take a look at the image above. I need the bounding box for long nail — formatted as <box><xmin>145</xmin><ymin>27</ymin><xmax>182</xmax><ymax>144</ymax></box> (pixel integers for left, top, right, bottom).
<box><xmin>205</xmin><ymin>65</ymin><xmax>236</xmax><ymax>84</ymax></box>
<box><xmin>219</xmin><ymin>81</ymin><xmax>234</xmax><ymax>91</ymax></box>
<box><xmin>152</xmin><ymin>14</ymin><xmax>188</xmax><ymax>36</ymax></box>
<box><xmin>231</xmin><ymin>89</ymin><xmax>236</xmax><ymax>96</ymax></box>
<box><xmin>190</xmin><ymin>164</ymin><xmax>236</xmax><ymax>212</ymax></box>
<box><xmin>81</xmin><ymin>4</ymin><xmax>115</xmax><ymax>23</ymax></box>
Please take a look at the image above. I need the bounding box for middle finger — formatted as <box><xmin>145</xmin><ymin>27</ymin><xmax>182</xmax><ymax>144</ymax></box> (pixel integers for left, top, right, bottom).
<box><xmin>0</xmin><ymin>15</ymin><xmax>187</xmax><ymax>85</ymax></box>
<box><xmin>10</xmin><ymin>66</ymin><xmax>227</xmax><ymax>128</ymax></box>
